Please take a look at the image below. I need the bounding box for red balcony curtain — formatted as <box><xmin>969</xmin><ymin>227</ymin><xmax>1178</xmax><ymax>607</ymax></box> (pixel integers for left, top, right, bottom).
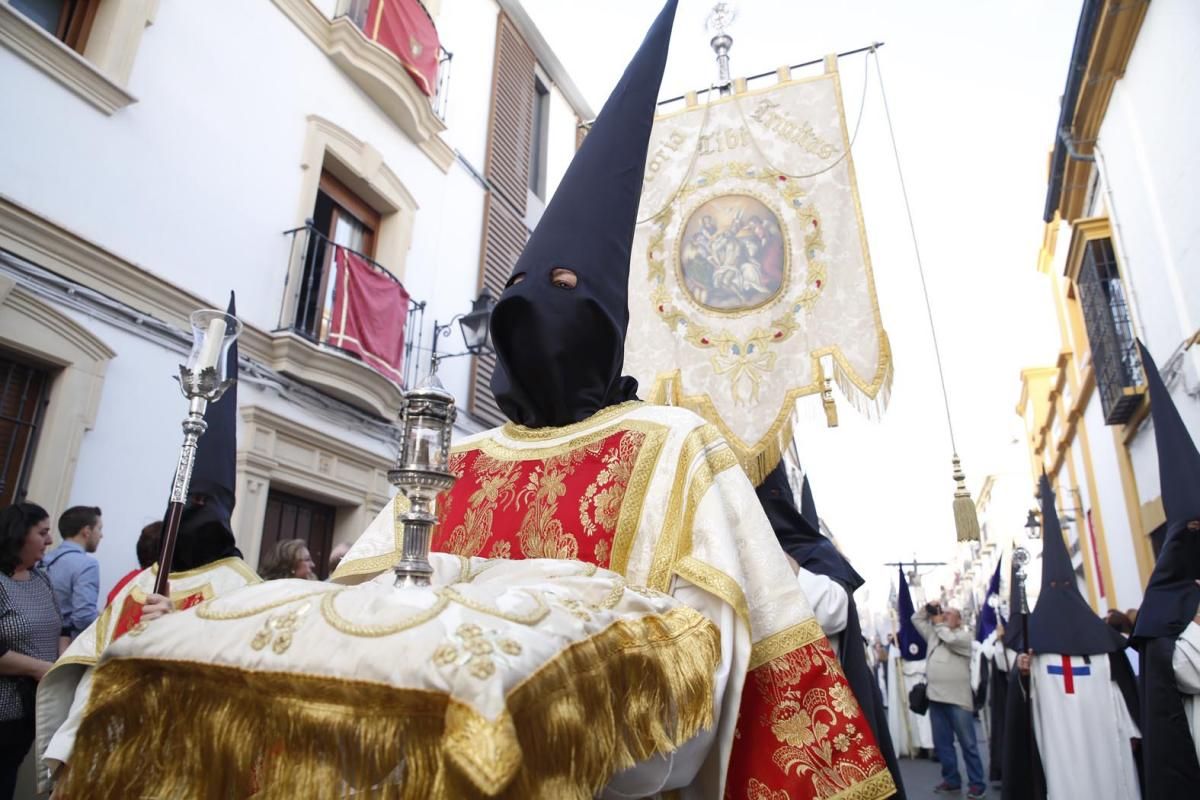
<box><xmin>328</xmin><ymin>248</ymin><xmax>410</xmax><ymax>384</ymax></box>
<box><xmin>367</xmin><ymin>0</ymin><xmax>439</xmax><ymax>96</ymax></box>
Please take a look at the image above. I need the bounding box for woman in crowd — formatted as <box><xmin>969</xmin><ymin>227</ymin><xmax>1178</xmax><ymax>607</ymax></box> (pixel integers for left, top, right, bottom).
<box><xmin>0</xmin><ymin>502</ymin><xmax>65</xmax><ymax>800</ymax></box>
<box><xmin>258</xmin><ymin>538</ymin><xmax>316</xmax><ymax>581</ymax></box>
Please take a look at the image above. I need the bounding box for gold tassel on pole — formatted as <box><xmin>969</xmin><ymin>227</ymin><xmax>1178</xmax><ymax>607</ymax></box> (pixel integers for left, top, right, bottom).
<box><xmin>952</xmin><ymin>454</ymin><xmax>980</xmax><ymax>542</ymax></box>
<box><xmin>819</xmin><ymin>361</ymin><xmax>839</xmax><ymax>428</ymax></box>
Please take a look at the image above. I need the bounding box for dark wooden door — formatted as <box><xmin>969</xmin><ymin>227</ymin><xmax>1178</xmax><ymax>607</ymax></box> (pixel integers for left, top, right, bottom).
<box><xmin>261</xmin><ymin>489</ymin><xmax>336</xmax><ymax>579</ymax></box>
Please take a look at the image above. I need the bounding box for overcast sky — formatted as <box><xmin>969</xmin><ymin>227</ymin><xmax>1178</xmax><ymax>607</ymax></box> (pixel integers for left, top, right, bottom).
<box><xmin>520</xmin><ymin>0</ymin><xmax>1083</xmax><ymax>618</ymax></box>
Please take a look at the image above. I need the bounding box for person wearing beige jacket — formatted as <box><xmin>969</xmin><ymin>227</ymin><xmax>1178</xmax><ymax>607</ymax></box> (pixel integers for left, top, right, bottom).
<box><xmin>913</xmin><ymin>603</ymin><xmax>986</xmax><ymax>798</ymax></box>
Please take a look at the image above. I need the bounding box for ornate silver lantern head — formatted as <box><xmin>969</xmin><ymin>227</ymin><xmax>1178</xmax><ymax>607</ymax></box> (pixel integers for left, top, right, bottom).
<box><xmin>181</xmin><ymin>308</ymin><xmax>241</xmax><ymax>402</ymax></box>
<box><xmin>388</xmin><ymin>376</ymin><xmax>458</xmax><ymax>587</ymax></box>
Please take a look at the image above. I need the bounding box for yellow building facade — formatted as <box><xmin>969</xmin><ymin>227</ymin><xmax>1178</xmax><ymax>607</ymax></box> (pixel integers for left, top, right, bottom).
<box><xmin>1018</xmin><ymin>0</ymin><xmax>1200</xmax><ymax>614</ymax></box>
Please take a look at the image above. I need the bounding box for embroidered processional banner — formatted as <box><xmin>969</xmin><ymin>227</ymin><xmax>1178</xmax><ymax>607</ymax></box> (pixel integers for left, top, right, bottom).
<box><xmin>626</xmin><ymin>57</ymin><xmax>892</xmax><ymax>483</ymax></box>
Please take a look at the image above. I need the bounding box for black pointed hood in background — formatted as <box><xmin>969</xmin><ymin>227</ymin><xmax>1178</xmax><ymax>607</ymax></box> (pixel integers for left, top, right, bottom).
<box><xmin>753</xmin><ymin>461</ymin><xmax>904</xmax><ymax>798</ymax></box>
<box><xmin>976</xmin><ymin>556</ymin><xmax>1002</xmax><ymax>643</ymax></box>
<box><xmin>897</xmin><ymin>566</ymin><xmax>926</xmax><ymax>661</ymax></box>
<box><xmin>169</xmin><ymin>292</ymin><xmax>242</xmax><ymax>572</ymax></box>
<box><xmin>489</xmin><ymin>0</ymin><xmax>678</xmax><ymax>428</ymax></box>
<box><xmin>1027</xmin><ymin>474</ymin><xmax>1123</xmax><ymax>655</ymax></box>
<box><xmin>756</xmin><ymin>462</ymin><xmax>863</xmax><ymax>591</ymax></box>
<box><xmin>1132</xmin><ymin>340</ymin><xmax>1200</xmax><ymax>641</ymax></box>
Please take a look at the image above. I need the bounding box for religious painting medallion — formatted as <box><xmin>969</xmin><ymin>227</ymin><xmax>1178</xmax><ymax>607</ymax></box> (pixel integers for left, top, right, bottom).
<box><xmin>678</xmin><ymin>193</ymin><xmax>788</xmax><ymax>313</ymax></box>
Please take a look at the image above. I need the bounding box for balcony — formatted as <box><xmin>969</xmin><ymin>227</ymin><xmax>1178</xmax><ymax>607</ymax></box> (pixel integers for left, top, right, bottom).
<box><xmin>270</xmin><ymin>0</ymin><xmax>454</xmax><ymax>172</ymax></box>
<box><xmin>1077</xmin><ymin>237</ymin><xmax>1143</xmax><ymax>425</ymax></box>
<box><xmin>337</xmin><ymin>0</ymin><xmax>453</xmax><ymax>121</ymax></box>
<box><xmin>270</xmin><ymin>224</ymin><xmax>425</xmax><ymax>418</ymax></box>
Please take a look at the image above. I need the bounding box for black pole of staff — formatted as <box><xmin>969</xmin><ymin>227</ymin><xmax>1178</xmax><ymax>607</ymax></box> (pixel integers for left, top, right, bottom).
<box><xmin>1014</xmin><ymin>558</ymin><xmax>1039</xmax><ymax>797</ymax></box>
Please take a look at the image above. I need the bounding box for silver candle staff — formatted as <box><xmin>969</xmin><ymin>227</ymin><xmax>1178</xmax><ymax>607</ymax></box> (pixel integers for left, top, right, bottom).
<box><xmin>154</xmin><ymin>309</ymin><xmax>241</xmax><ymax>596</ymax></box>
<box><xmin>389</xmin><ymin>376</ymin><xmax>458</xmax><ymax>587</ymax></box>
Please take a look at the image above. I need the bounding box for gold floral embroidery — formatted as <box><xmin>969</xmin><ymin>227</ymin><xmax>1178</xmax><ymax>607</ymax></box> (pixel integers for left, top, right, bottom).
<box><xmin>578</xmin><ymin>433</ymin><xmax>642</xmax><ymax>537</ymax></box>
<box><xmin>747</xmin><ymin>778</ymin><xmax>791</xmax><ymax>800</ymax></box>
<box><xmin>755</xmin><ymin>641</ymin><xmax>885</xmax><ymax>798</ymax></box>
<box><xmin>445</xmin><ymin>453</ymin><xmax>521</xmax><ymax>557</ymax></box>
<box><xmin>594</xmin><ymin>539</ymin><xmax>610</xmax><ymax>565</ymax></box>
<box><xmin>249</xmin><ymin>601</ymin><xmax>312</xmax><ymax>654</ymax></box>
<box><xmin>488</xmin><ymin>541</ymin><xmax>512</xmax><ymax>559</ymax></box>
<box><xmin>431</xmin><ymin>623</ymin><xmax>523</xmax><ymax>680</ymax></box>
<box><xmin>829</xmin><ymin>683</ymin><xmax>859</xmax><ymax>719</ymax></box>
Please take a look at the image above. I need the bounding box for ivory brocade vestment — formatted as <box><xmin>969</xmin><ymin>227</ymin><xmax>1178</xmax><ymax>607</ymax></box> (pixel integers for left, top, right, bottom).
<box><xmin>34</xmin><ymin>557</ymin><xmax>261</xmax><ymax>791</ymax></box>
<box><xmin>336</xmin><ymin>401</ymin><xmax>896</xmax><ymax>800</ymax></box>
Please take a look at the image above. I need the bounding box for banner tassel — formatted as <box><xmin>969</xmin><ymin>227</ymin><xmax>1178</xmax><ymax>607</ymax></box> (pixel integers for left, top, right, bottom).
<box><xmin>952</xmin><ymin>455</ymin><xmax>980</xmax><ymax>542</ymax></box>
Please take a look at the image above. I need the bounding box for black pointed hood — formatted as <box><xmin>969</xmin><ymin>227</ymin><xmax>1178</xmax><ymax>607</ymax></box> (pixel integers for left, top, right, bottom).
<box><xmin>976</xmin><ymin>556</ymin><xmax>1002</xmax><ymax>643</ymax></box>
<box><xmin>489</xmin><ymin>0</ymin><xmax>678</xmax><ymax>428</ymax></box>
<box><xmin>1132</xmin><ymin>340</ymin><xmax>1200</xmax><ymax>641</ymax></box>
<box><xmin>1027</xmin><ymin>474</ymin><xmax>1123</xmax><ymax>654</ymax></box>
<box><xmin>169</xmin><ymin>292</ymin><xmax>241</xmax><ymax>572</ymax></box>
<box><xmin>897</xmin><ymin>566</ymin><xmax>927</xmax><ymax>661</ymax></box>
<box><xmin>755</xmin><ymin>462</ymin><xmax>863</xmax><ymax>591</ymax></box>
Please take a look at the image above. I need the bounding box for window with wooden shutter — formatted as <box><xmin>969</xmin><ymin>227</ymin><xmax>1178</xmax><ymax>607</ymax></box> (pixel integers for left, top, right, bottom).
<box><xmin>470</xmin><ymin>12</ymin><xmax>536</xmax><ymax>426</ymax></box>
<box><xmin>0</xmin><ymin>350</ymin><xmax>50</xmax><ymax>508</ymax></box>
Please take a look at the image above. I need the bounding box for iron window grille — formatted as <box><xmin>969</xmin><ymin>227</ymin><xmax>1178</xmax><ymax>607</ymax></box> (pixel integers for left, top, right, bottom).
<box><xmin>1076</xmin><ymin>237</ymin><xmax>1143</xmax><ymax>424</ymax></box>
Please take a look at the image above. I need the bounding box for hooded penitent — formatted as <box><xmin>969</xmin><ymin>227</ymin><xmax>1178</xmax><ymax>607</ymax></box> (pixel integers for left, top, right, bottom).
<box><xmin>896</xmin><ymin>565</ymin><xmax>926</xmax><ymax>662</ymax></box>
<box><xmin>1002</xmin><ymin>550</ymin><xmax>1027</xmax><ymax>653</ymax></box>
<box><xmin>753</xmin><ymin>462</ymin><xmax>897</xmax><ymax>796</ymax></box>
<box><xmin>168</xmin><ymin>292</ymin><xmax>242</xmax><ymax>571</ymax></box>
<box><xmin>1002</xmin><ymin>474</ymin><xmax>1140</xmax><ymax>800</ymax></box>
<box><xmin>1130</xmin><ymin>339</ymin><xmax>1200</xmax><ymax>797</ymax></box>
<box><xmin>755</xmin><ymin>462</ymin><xmax>903</xmax><ymax>797</ymax></box>
<box><xmin>489</xmin><ymin>0</ymin><xmax>678</xmax><ymax>428</ymax></box>
<box><xmin>977</xmin><ymin>556</ymin><xmax>1002</xmax><ymax>643</ymax></box>
<box><xmin>1027</xmin><ymin>474</ymin><xmax>1125</xmax><ymax>655</ymax></box>
<box><xmin>756</xmin><ymin>463</ymin><xmax>862</xmax><ymax>590</ymax></box>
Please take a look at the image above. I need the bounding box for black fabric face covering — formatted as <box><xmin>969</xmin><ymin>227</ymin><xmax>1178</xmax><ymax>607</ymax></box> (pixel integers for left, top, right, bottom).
<box><xmin>491</xmin><ymin>279</ymin><xmax>637</xmax><ymax>428</ymax></box>
<box><xmin>488</xmin><ymin>0</ymin><xmax>678</xmax><ymax>428</ymax></box>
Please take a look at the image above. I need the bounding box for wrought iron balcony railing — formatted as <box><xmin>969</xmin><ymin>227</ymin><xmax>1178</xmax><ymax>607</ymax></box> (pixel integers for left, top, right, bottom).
<box><xmin>279</xmin><ymin>224</ymin><xmax>426</xmax><ymax>389</ymax></box>
<box><xmin>1077</xmin><ymin>237</ymin><xmax>1143</xmax><ymax>425</ymax></box>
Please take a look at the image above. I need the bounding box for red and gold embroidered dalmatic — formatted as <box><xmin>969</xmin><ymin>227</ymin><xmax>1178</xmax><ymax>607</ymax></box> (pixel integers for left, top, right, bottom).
<box><xmin>336</xmin><ymin>401</ymin><xmax>896</xmax><ymax>800</ymax></box>
<box><xmin>34</xmin><ymin>558</ymin><xmax>260</xmax><ymax>792</ymax></box>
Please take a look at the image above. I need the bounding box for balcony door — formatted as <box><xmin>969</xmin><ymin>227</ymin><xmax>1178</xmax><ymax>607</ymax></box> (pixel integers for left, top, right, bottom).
<box><xmin>297</xmin><ymin>171</ymin><xmax>380</xmax><ymax>342</ymax></box>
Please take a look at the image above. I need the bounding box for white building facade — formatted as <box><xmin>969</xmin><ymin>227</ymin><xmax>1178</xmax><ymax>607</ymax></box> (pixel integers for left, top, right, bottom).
<box><xmin>0</xmin><ymin>0</ymin><xmax>592</xmax><ymax>598</ymax></box>
<box><xmin>1018</xmin><ymin>0</ymin><xmax>1200</xmax><ymax>614</ymax></box>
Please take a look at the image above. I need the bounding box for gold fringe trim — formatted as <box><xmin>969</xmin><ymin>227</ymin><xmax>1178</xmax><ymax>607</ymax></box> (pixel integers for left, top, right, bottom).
<box><xmin>951</xmin><ymin>455</ymin><xmax>980</xmax><ymax>543</ymax></box>
<box><xmin>62</xmin><ymin>608</ymin><xmax>721</xmax><ymax>800</ymax></box>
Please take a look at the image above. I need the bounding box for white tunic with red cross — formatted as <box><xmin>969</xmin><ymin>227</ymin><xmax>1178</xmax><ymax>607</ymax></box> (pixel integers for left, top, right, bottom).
<box><xmin>1029</xmin><ymin>653</ymin><xmax>1140</xmax><ymax>799</ymax></box>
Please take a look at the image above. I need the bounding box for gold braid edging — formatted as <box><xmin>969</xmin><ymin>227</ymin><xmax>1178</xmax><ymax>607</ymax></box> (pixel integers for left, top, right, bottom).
<box><xmin>61</xmin><ymin>607</ymin><xmax>721</xmax><ymax>800</ymax></box>
<box><xmin>823</xmin><ymin>768</ymin><xmax>897</xmax><ymax>800</ymax></box>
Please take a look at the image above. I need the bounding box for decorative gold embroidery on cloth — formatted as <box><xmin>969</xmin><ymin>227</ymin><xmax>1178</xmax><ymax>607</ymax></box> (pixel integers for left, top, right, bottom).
<box><xmin>249</xmin><ymin>601</ymin><xmax>312</xmax><ymax>654</ymax></box>
<box><xmin>445</xmin><ymin>452</ymin><xmax>521</xmax><ymax>556</ymax></box>
<box><xmin>748</xmin><ymin>778</ymin><xmax>791</xmax><ymax>800</ymax></box>
<box><xmin>760</xmin><ymin>641</ymin><xmax>886</xmax><ymax>799</ymax></box>
<box><xmin>198</xmin><ymin>590</ymin><xmax>329</xmax><ymax>621</ymax></box>
<box><xmin>501</xmin><ymin>399</ymin><xmax>644</xmax><ymax>441</ymax></box>
<box><xmin>439</xmin><ymin>586</ymin><xmax>551</xmax><ymax>626</ymax></box>
<box><xmin>749</xmin><ymin>619</ymin><xmax>826</xmax><ymax>671</ymax></box>
<box><xmin>431</xmin><ymin>623</ymin><xmax>524</xmax><ymax>680</ymax></box>
<box><xmin>320</xmin><ymin>591</ymin><xmax>450</xmax><ymax>637</ymax></box>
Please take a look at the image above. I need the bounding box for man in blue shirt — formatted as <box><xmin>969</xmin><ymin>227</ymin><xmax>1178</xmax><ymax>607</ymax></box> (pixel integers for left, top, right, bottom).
<box><xmin>43</xmin><ymin>506</ymin><xmax>103</xmax><ymax>638</ymax></box>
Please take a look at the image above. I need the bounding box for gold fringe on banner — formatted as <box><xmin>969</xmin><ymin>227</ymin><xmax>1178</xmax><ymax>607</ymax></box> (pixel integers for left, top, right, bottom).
<box><xmin>61</xmin><ymin>608</ymin><xmax>721</xmax><ymax>800</ymax></box>
<box><xmin>952</xmin><ymin>455</ymin><xmax>980</xmax><ymax>542</ymax></box>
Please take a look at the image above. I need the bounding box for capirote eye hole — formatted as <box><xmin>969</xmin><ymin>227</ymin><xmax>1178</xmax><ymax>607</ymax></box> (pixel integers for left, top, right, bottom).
<box><xmin>505</xmin><ymin>272</ymin><xmax>527</xmax><ymax>288</ymax></box>
<box><xmin>550</xmin><ymin>268</ymin><xmax>578</xmax><ymax>289</ymax></box>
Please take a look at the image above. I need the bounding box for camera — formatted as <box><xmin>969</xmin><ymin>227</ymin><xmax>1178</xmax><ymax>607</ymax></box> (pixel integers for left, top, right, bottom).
<box><xmin>925</xmin><ymin>602</ymin><xmax>941</xmax><ymax>615</ymax></box>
